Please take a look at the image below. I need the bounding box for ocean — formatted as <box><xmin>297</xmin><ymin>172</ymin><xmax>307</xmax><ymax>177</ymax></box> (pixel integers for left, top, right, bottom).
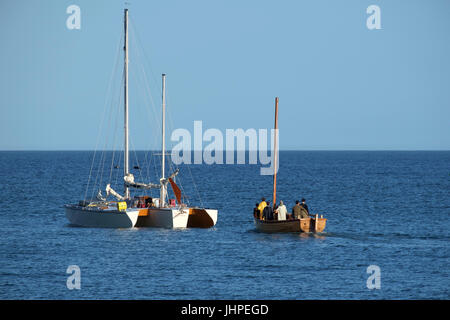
<box><xmin>0</xmin><ymin>151</ymin><xmax>448</xmax><ymax>299</ymax></box>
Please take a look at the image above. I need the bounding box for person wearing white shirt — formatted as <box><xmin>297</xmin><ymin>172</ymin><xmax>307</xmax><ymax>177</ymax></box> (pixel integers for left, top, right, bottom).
<box><xmin>276</xmin><ymin>200</ymin><xmax>287</xmax><ymax>221</ymax></box>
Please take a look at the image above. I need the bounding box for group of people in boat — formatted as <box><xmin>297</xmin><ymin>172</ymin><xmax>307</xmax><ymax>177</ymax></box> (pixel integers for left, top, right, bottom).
<box><xmin>131</xmin><ymin>196</ymin><xmax>178</xmax><ymax>208</ymax></box>
<box><xmin>253</xmin><ymin>197</ymin><xmax>312</xmax><ymax>221</ymax></box>
<box><xmin>134</xmin><ymin>197</ymin><xmax>154</xmax><ymax>208</ymax></box>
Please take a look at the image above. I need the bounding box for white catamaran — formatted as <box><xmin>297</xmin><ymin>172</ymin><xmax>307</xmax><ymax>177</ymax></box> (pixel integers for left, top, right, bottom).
<box><xmin>64</xmin><ymin>9</ymin><xmax>218</xmax><ymax>229</ymax></box>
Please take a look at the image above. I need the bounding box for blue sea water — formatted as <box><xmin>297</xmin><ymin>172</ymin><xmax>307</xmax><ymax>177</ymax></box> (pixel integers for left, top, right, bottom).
<box><xmin>0</xmin><ymin>151</ymin><xmax>449</xmax><ymax>299</ymax></box>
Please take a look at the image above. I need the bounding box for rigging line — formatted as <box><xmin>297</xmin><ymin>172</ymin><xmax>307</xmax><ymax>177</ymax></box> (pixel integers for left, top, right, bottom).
<box><xmin>108</xmin><ymin>69</ymin><xmax>126</xmax><ymax>184</ymax></box>
<box><xmin>129</xmin><ymin>15</ymin><xmax>160</xmax><ymax>96</ymax></box>
<box><xmin>84</xmin><ymin>33</ymin><xmax>123</xmax><ymax>202</ymax></box>
<box><xmin>129</xmin><ymin>22</ymin><xmax>162</xmax><ymax>143</ymax></box>
<box><xmin>113</xmin><ymin>145</ymin><xmax>123</xmax><ymax>189</ymax></box>
<box><xmin>143</xmin><ymin>65</ymin><xmax>178</xmax><ymax>180</ymax></box>
<box><xmin>168</xmin><ymin>161</ymin><xmax>181</xmax><ymax>194</ymax></box>
<box><xmin>129</xmin><ymin>137</ymin><xmax>146</xmax><ymax>188</ymax></box>
<box><xmin>112</xmin><ymin>82</ymin><xmax>125</xmax><ymax>191</ymax></box>
<box><xmin>91</xmin><ymin>33</ymin><xmax>123</xmax><ymax>196</ymax></box>
<box><xmin>129</xmin><ymin>21</ymin><xmax>158</xmax><ymax>109</ymax></box>
<box><xmin>132</xmin><ymin>74</ymin><xmax>158</xmax><ymax>190</ymax></box>
<box><xmin>92</xmin><ymin>64</ymin><xmax>123</xmax><ymax>201</ymax></box>
<box><xmin>129</xmin><ymin>15</ymin><xmax>178</xmax><ymax>153</ymax></box>
<box><xmin>167</xmin><ymin>92</ymin><xmax>204</xmax><ymax>207</ymax></box>
<box><xmin>128</xmin><ymin>16</ymin><xmax>180</xmax><ymax>202</ymax></box>
<box><xmin>129</xmin><ymin>25</ymin><xmax>165</xmax><ymax>183</ymax></box>
<box><xmin>128</xmin><ymin>137</ymin><xmax>140</xmax><ymax>197</ymax></box>
<box><xmin>176</xmin><ymin>167</ymin><xmax>190</xmax><ymax>206</ymax></box>
<box><xmin>149</xmin><ymin>153</ymin><xmax>158</xmax><ymax>198</ymax></box>
<box><xmin>165</xmin><ymin>87</ymin><xmax>176</xmax><ymax>151</ymax></box>
<box><xmin>143</xmin><ymin>149</ymin><xmax>151</xmax><ymax>194</ymax></box>
<box><xmin>165</xmin><ymin>89</ymin><xmax>203</xmax><ymax>208</ymax></box>
<box><xmin>168</xmin><ymin>158</ymin><xmax>185</xmax><ymax>205</ymax></box>
<box><xmin>136</xmin><ymin>69</ymin><xmax>162</xmax><ymax>154</ymax></box>
<box><xmin>152</xmin><ymin>152</ymin><xmax>159</xmax><ymax>193</ymax></box>
<box><xmin>129</xmin><ymin>48</ymin><xmax>157</xmax><ymax>144</ymax></box>
<box><xmin>186</xmin><ymin>162</ymin><xmax>204</xmax><ymax>208</ymax></box>
<box><xmin>163</xmin><ymin>89</ymin><xmax>191</xmax><ymax>206</ymax></box>
<box><xmin>142</xmin><ymin>134</ymin><xmax>156</xmax><ymax>188</ymax></box>
<box><xmin>128</xmin><ymin>52</ymin><xmax>158</xmax><ymax>185</ymax></box>
<box><xmin>131</xmin><ymin>28</ymin><xmax>167</xmax><ymax>169</ymax></box>
<box><xmin>90</xmin><ymin>40</ymin><xmax>123</xmax><ymax>202</ymax></box>
<box><xmin>91</xmin><ymin>98</ymin><xmax>113</xmax><ymax>201</ymax></box>
<box><xmin>98</xmin><ymin>100</ymin><xmax>117</xmax><ymax>193</ymax></box>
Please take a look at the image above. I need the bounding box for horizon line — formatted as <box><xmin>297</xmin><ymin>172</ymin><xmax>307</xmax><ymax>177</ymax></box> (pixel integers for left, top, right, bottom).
<box><xmin>1</xmin><ymin>149</ymin><xmax>449</xmax><ymax>152</ymax></box>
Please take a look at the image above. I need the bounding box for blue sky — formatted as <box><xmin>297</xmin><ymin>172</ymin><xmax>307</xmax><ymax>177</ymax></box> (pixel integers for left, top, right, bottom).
<box><xmin>1</xmin><ymin>0</ymin><xmax>449</xmax><ymax>150</ymax></box>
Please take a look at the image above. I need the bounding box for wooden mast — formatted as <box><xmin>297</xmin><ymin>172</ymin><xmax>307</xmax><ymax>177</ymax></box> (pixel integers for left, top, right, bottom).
<box><xmin>272</xmin><ymin>97</ymin><xmax>279</xmax><ymax>208</ymax></box>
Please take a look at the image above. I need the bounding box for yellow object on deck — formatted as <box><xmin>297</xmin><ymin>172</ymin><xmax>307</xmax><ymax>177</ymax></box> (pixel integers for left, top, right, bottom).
<box><xmin>117</xmin><ymin>201</ymin><xmax>127</xmax><ymax>212</ymax></box>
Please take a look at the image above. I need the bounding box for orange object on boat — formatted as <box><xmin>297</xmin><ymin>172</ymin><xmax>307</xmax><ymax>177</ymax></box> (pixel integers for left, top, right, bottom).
<box><xmin>168</xmin><ymin>177</ymin><xmax>182</xmax><ymax>204</ymax></box>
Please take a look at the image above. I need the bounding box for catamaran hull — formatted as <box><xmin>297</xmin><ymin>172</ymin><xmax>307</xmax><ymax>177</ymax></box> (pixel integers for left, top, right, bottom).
<box><xmin>187</xmin><ymin>208</ymin><xmax>218</xmax><ymax>228</ymax></box>
<box><xmin>135</xmin><ymin>207</ymin><xmax>189</xmax><ymax>228</ymax></box>
<box><xmin>65</xmin><ymin>205</ymin><xmax>139</xmax><ymax>228</ymax></box>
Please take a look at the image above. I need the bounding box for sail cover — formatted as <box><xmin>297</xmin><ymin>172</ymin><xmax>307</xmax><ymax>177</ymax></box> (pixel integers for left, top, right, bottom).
<box><xmin>124</xmin><ymin>173</ymin><xmax>160</xmax><ymax>190</ymax></box>
<box><xmin>168</xmin><ymin>177</ymin><xmax>182</xmax><ymax>204</ymax></box>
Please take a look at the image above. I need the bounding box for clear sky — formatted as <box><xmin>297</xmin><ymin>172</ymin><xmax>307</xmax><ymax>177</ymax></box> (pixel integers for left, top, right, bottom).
<box><xmin>1</xmin><ymin>0</ymin><xmax>449</xmax><ymax>150</ymax></box>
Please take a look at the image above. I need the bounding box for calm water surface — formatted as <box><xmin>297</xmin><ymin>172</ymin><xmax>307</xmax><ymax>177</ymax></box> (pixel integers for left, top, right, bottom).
<box><xmin>0</xmin><ymin>151</ymin><xmax>449</xmax><ymax>299</ymax></box>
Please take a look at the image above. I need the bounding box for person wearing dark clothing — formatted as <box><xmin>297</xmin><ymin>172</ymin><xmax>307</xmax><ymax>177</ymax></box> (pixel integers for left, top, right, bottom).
<box><xmin>262</xmin><ymin>201</ymin><xmax>274</xmax><ymax>220</ymax></box>
<box><xmin>299</xmin><ymin>206</ymin><xmax>309</xmax><ymax>219</ymax></box>
<box><xmin>253</xmin><ymin>203</ymin><xmax>260</xmax><ymax>219</ymax></box>
<box><xmin>292</xmin><ymin>200</ymin><xmax>302</xmax><ymax>220</ymax></box>
<box><xmin>300</xmin><ymin>198</ymin><xmax>309</xmax><ymax>214</ymax></box>
<box><xmin>273</xmin><ymin>204</ymin><xmax>279</xmax><ymax>220</ymax></box>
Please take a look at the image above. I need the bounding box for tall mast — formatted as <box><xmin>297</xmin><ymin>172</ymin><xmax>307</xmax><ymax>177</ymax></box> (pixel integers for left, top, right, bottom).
<box><xmin>123</xmin><ymin>8</ymin><xmax>130</xmax><ymax>199</ymax></box>
<box><xmin>160</xmin><ymin>73</ymin><xmax>166</xmax><ymax>207</ymax></box>
<box><xmin>272</xmin><ymin>97</ymin><xmax>279</xmax><ymax>208</ymax></box>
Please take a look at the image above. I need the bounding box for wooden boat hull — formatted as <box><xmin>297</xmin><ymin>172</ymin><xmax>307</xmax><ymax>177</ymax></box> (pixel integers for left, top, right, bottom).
<box><xmin>254</xmin><ymin>217</ymin><xmax>326</xmax><ymax>233</ymax></box>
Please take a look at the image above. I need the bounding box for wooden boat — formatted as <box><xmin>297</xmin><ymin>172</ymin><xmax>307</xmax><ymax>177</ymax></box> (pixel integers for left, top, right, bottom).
<box><xmin>253</xmin><ymin>97</ymin><xmax>327</xmax><ymax>233</ymax></box>
<box><xmin>254</xmin><ymin>216</ymin><xmax>327</xmax><ymax>233</ymax></box>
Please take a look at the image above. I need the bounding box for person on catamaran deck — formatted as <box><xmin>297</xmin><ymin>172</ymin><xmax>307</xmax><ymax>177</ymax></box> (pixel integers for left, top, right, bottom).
<box><xmin>253</xmin><ymin>203</ymin><xmax>260</xmax><ymax>219</ymax></box>
<box><xmin>262</xmin><ymin>201</ymin><xmax>274</xmax><ymax>220</ymax></box>
<box><xmin>137</xmin><ymin>199</ymin><xmax>145</xmax><ymax>208</ymax></box>
<box><xmin>275</xmin><ymin>201</ymin><xmax>287</xmax><ymax>221</ymax></box>
<box><xmin>257</xmin><ymin>197</ymin><xmax>267</xmax><ymax>220</ymax></box>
